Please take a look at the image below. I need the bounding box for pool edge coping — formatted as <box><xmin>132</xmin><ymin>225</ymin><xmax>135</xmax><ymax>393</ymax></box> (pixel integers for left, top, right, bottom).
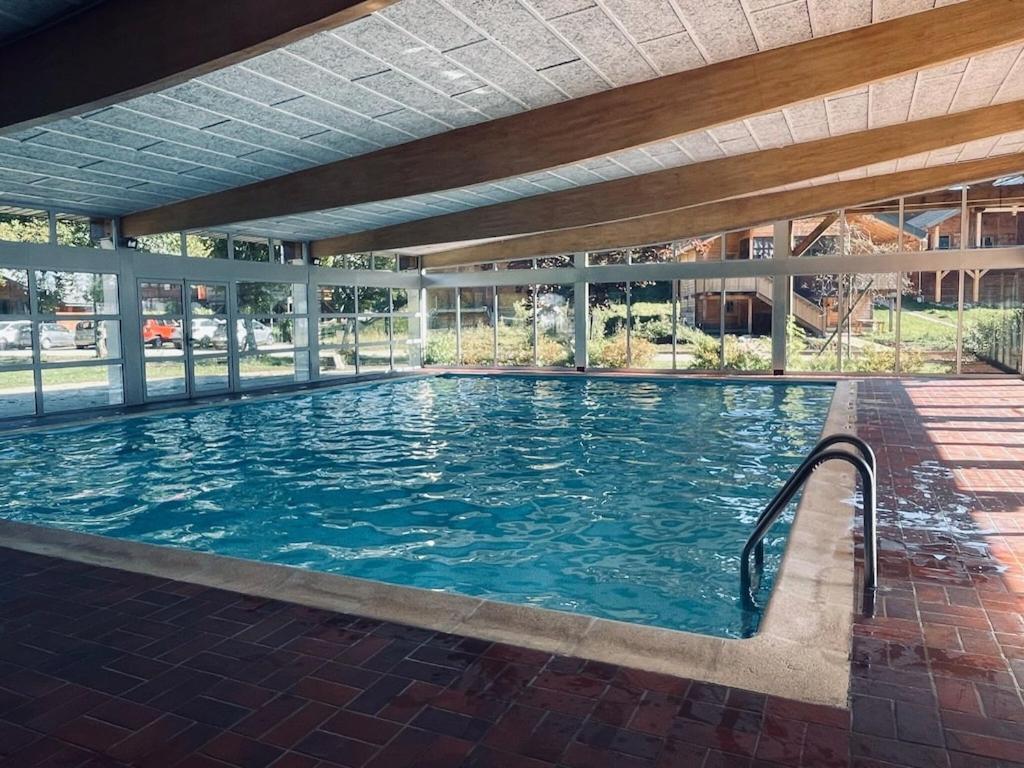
<box><xmin>0</xmin><ymin>378</ymin><xmax>856</xmax><ymax>708</ymax></box>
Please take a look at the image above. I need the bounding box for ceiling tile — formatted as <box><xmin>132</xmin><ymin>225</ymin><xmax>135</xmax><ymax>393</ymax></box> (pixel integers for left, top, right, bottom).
<box><xmin>601</xmin><ymin>0</ymin><xmax>683</xmax><ymax>43</ymax></box>
<box><xmin>547</xmin><ymin>6</ymin><xmax>657</xmax><ymax>86</ymax></box>
<box><xmin>379</xmin><ymin>0</ymin><xmax>484</xmax><ymax>51</ymax></box>
<box><xmin>444</xmin><ymin>0</ymin><xmax>576</xmax><ymax>69</ymax></box>
<box><xmin>825</xmin><ymin>90</ymin><xmax>869</xmax><ymax>134</ymax></box>
<box><xmin>338</xmin><ymin>15</ymin><xmax>485</xmax><ymax>97</ymax></box>
<box><xmin>445</xmin><ymin>39</ymin><xmax>567</xmax><ymax>108</ymax></box>
<box><xmin>672</xmin><ymin>0</ymin><xmax>757</xmax><ymax>61</ymax></box>
<box><xmin>640</xmin><ymin>33</ymin><xmax>706</xmax><ymax>74</ymax></box>
<box><xmin>807</xmin><ymin>0</ymin><xmax>870</xmax><ymax>36</ymax></box>
<box><xmin>750</xmin><ymin>1</ymin><xmax>813</xmax><ymax>49</ymax></box>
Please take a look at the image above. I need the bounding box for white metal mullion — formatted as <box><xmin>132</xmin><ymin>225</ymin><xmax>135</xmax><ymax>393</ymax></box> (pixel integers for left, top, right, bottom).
<box><xmin>353</xmin><ymin>286</ymin><xmax>361</xmax><ymax>375</ymax></box>
<box><xmin>454</xmin><ymin>288</ymin><xmax>462</xmax><ymax>365</ymax></box>
<box><xmin>27</xmin><ymin>269</ymin><xmax>42</xmax><ymax>415</ymax></box>
<box><xmin>532</xmin><ymin>284</ymin><xmax>539</xmax><ymax>368</ymax></box>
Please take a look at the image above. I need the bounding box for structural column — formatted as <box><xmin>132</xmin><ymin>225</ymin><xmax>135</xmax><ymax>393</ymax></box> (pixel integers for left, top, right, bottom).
<box><xmin>771</xmin><ymin>220</ymin><xmax>792</xmax><ymax>374</ymax></box>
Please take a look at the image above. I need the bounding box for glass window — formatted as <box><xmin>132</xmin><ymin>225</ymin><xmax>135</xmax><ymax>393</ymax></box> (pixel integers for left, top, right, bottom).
<box><xmin>144</xmin><ymin>360</ymin><xmax>184</xmax><ymax>399</ymax></box>
<box><xmin>424</xmin><ymin>288</ymin><xmax>457</xmax><ymax>366</ymax></box>
<box><xmin>348</xmin><ymin>253</ymin><xmax>373</xmax><ymax>270</ymax></box>
<box><xmin>840</xmin><ymin>273</ymin><xmax>899</xmax><ymax>373</ymax></box>
<box><xmin>358</xmin><ymin>286</ymin><xmax>390</xmax><ymax>315</ymax></box>
<box><xmin>42</xmin><ymin>365</ymin><xmax>124</xmax><ymax>413</ymax></box>
<box><xmin>459</xmin><ymin>286</ymin><xmax>494</xmax><ymax>366</ymax></box>
<box><xmin>186</xmin><ymin>232</ymin><xmax>229</xmax><ymax>259</ymax></box>
<box><xmin>135</xmin><ymin>233</ymin><xmax>182</xmax><ymax>256</ymax></box>
<box><xmin>193</xmin><ymin>357</ymin><xmax>230</xmax><ymax>394</ymax></box>
<box><xmin>373</xmin><ymin>253</ymin><xmax>397</xmax><ymax>271</ymax></box>
<box><xmin>0</xmin><ymin>368</ymin><xmax>35</xmax><ymax>417</ymax></box>
<box><xmin>788</xmin><ymin>274</ymin><xmax>839</xmax><ymax>372</ymax></box>
<box><xmin>842</xmin><ymin>201</ymin><xmax>902</xmax><ymax>256</ymax></box>
<box><xmin>233</xmin><ymin>235</ymin><xmax>270</xmax><ymax>262</ymax></box>
<box><xmin>273</xmin><ymin>240</ymin><xmax>303</xmax><ymax>264</ymax></box>
<box><xmin>190</xmin><ymin>283</ymin><xmax>227</xmax><ymax>316</ymax></box>
<box><xmin>35</xmin><ymin>271</ymin><xmax>119</xmax><ymax>315</ymax></box>
<box><xmin>722</xmin><ymin>276</ymin><xmax>771</xmax><ymax>372</ymax></box>
<box><xmin>630</xmin><ymin>246</ymin><xmax>675</xmax><ymax>264</ymax></box>
<box><xmin>969</xmin><ymin>178</ymin><xmax>1024</xmax><ymax>249</ymax></box>
<box><xmin>0</xmin><ymin>320</ymin><xmax>33</xmax><ymax>366</ymax></box>
<box><xmin>629</xmin><ymin>280</ymin><xmax>673</xmax><ymax>368</ymax></box>
<box><xmin>537</xmin><ymin>254</ymin><xmax>574</xmax><ymax>268</ymax></box>
<box><xmin>236</xmin><ymin>318</ymin><xmax>307</xmax><ymax>354</ymax></box>
<box><xmin>391</xmin><ymin>288</ymin><xmax>409</xmax><ymax>313</ymax></box>
<box><xmin>398</xmin><ymin>255</ymin><xmax>420</xmax><ymax>271</ymax></box>
<box><xmin>316</xmin><ymin>254</ymin><xmax>347</xmax><ymax>269</ymax></box>
<box><xmin>535</xmin><ymin>285</ymin><xmax>574</xmax><ymax>367</ymax></box>
<box><xmin>140</xmin><ymin>281</ymin><xmax>182</xmax><ymax>315</ymax></box>
<box><xmin>962</xmin><ymin>269</ymin><xmax>1024</xmax><ymax>374</ymax></box>
<box><xmin>392</xmin><ymin>316</ymin><xmax>413</xmax><ymax>371</ymax></box>
<box><xmin>590</xmin><ymin>282</ymin><xmax>629</xmax><ymax>368</ymax></box>
<box><xmin>41</xmin><ymin>320</ymin><xmax>121</xmax><ymax>363</ymax></box>
<box><xmin>357</xmin><ymin>317</ymin><xmax>390</xmax><ymax>372</ymax></box>
<box><xmin>0</xmin><ymin>269</ymin><xmax>30</xmax><ymax>314</ymax></box>
<box><xmin>496</xmin><ymin>285</ymin><xmax>533</xmax><ymax>366</ymax></box>
<box><xmin>589</xmin><ymin>250</ymin><xmax>627</xmax><ymax>266</ymax></box>
<box><xmin>237</xmin><ymin>282</ymin><xmax>305</xmax><ymax>315</ymax></box>
<box><xmin>678</xmin><ymin>277</ymin><xmax>722</xmax><ymax>371</ymax></box>
<box><xmin>319</xmin><ymin>285</ymin><xmax>356</xmax><ymax>314</ymax></box>
<box><xmin>898</xmin><ymin>272</ymin><xmax>957</xmax><ymax>374</ymax></box>
<box><xmin>56</xmin><ymin>214</ymin><xmax>112</xmax><ymax>248</ymax></box>
<box><xmin>239</xmin><ymin>352</ymin><xmax>305</xmax><ymax>389</ymax></box>
<box><xmin>0</xmin><ymin>207</ymin><xmax>49</xmax><ymax>243</ymax></box>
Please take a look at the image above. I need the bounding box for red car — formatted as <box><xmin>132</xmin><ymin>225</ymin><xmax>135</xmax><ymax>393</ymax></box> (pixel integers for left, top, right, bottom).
<box><xmin>142</xmin><ymin>318</ymin><xmax>182</xmax><ymax>348</ymax></box>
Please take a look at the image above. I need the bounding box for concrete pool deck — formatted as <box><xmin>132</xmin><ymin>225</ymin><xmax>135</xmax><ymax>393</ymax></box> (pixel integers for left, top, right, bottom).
<box><xmin>0</xmin><ymin>375</ymin><xmax>858</xmax><ymax>708</ymax></box>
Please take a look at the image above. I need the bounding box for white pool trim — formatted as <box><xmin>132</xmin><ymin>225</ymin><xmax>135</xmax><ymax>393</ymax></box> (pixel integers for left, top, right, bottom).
<box><xmin>0</xmin><ymin>376</ymin><xmax>856</xmax><ymax>707</ymax></box>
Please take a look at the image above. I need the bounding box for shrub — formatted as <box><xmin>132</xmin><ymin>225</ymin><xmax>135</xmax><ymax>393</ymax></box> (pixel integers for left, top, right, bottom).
<box><xmin>461</xmin><ymin>326</ymin><xmax>497</xmax><ymax>365</ymax></box>
<box><xmin>537</xmin><ymin>335</ymin><xmax>572</xmax><ymax>366</ymax></box>
<box><xmin>632</xmin><ymin>316</ymin><xmax>672</xmax><ymax>343</ymax></box>
<box><xmin>494</xmin><ymin>324</ymin><xmax>532</xmax><ymax>365</ymax></box>
<box><xmin>678</xmin><ymin>326</ymin><xmax>721</xmax><ymax>369</ymax></box>
<box><xmin>963</xmin><ymin>308</ymin><xmax>1023</xmax><ymax>365</ymax></box>
<box><xmin>423</xmin><ymin>330</ymin><xmax>456</xmax><ymax>365</ymax></box>
<box><xmin>721</xmin><ymin>336</ymin><xmax>770</xmax><ymax>371</ymax></box>
<box><xmin>590</xmin><ymin>331</ymin><xmax>656</xmax><ymax>367</ymax></box>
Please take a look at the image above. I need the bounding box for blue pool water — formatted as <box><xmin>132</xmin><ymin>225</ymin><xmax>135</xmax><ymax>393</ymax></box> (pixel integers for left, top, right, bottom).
<box><xmin>0</xmin><ymin>374</ymin><xmax>834</xmax><ymax>638</ymax></box>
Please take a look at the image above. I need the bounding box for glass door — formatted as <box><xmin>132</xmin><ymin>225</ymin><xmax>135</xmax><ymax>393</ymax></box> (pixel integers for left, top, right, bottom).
<box><xmin>139</xmin><ymin>280</ymin><xmax>187</xmax><ymax>401</ymax></box>
<box><xmin>186</xmin><ymin>282</ymin><xmax>232</xmax><ymax>395</ymax></box>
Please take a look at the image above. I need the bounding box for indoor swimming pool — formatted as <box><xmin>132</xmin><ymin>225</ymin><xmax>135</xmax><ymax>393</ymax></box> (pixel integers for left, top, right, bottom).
<box><xmin>0</xmin><ymin>374</ymin><xmax>835</xmax><ymax>638</ymax></box>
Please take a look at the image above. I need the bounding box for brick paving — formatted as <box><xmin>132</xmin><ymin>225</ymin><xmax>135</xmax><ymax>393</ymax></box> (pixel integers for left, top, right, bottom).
<box><xmin>0</xmin><ymin>378</ymin><xmax>1021</xmax><ymax>767</ymax></box>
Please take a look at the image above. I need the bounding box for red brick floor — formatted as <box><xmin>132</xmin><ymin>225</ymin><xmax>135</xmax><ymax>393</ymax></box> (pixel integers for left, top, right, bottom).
<box><xmin>0</xmin><ymin>378</ymin><xmax>1022</xmax><ymax>767</ymax></box>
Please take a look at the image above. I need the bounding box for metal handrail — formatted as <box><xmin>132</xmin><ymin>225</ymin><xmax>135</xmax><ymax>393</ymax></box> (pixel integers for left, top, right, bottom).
<box><xmin>753</xmin><ymin>434</ymin><xmax>875</xmax><ymax>568</ymax></box>
<box><xmin>741</xmin><ymin>440</ymin><xmax>877</xmax><ymax>612</ymax></box>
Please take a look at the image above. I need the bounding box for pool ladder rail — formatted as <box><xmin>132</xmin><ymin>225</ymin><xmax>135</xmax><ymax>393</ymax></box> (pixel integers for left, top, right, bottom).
<box><xmin>740</xmin><ymin>434</ymin><xmax>877</xmax><ymax>613</ymax></box>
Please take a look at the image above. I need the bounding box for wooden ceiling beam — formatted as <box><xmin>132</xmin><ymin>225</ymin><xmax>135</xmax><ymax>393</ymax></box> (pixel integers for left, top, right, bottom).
<box><xmin>122</xmin><ymin>0</ymin><xmax>1024</xmax><ymax>237</ymax></box>
<box><xmin>0</xmin><ymin>0</ymin><xmax>395</xmax><ymax>135</ymax></box>
<box><xmin>421</xmin><ymin>155</ymin><xmax>1024</xmax><ymax>268</ymax></box>
<box><xmin>310</xmin><ymin>101</ymin><xmax>1024</xmax><ymax>256</ymax></box>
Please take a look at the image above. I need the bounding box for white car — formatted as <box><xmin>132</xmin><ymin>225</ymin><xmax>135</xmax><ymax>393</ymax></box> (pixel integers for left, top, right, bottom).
<box><xmin>190</xmin><ymin>317</ymin><xmax>223</xmax><ymax>348</ymax></box>
<box><xmin>0</xmin><ymin>320</ymin><xmax>31</xmax><ymax>350</ymax></box>
<box><xmin>212</xmin><ymin>319</ymin><xmax>274</xmax><ymax>349</ymax></box>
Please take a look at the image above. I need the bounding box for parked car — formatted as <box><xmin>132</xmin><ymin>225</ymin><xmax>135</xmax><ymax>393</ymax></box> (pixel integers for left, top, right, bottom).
<box><xmin>75</xmin><ymin>320</ymin><xmax>97</xmax><ymax>349</ymax></box>
<box><xmin>0</xmin><ymin>320</ymin><xmax>30</xmax><ymax>350</ymax></box>
<box><xmin>15</xmin><ymin>322</ymin><xmax>76</xmax><ymax>350</ymax></box>
<box><xmin>190</xmin><ymin>317</ymin><xmax>223</xmax><ymax>348</ymax></box>
<box><xmin>214</xmin><ymin>319</ymin><xmax>273</xmax><ymax>350</ymax></box>
<box><xmin>143</xmin><ymin>318</ymin><xmax>182</xmax><ymax>349</ymax></box>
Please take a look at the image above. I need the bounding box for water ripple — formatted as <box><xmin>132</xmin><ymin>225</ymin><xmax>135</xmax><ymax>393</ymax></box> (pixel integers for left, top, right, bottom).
<box><xmin>0</xmin><ymin>375</ymin><xmax>832</xmax><ymax>638</ymax></box>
